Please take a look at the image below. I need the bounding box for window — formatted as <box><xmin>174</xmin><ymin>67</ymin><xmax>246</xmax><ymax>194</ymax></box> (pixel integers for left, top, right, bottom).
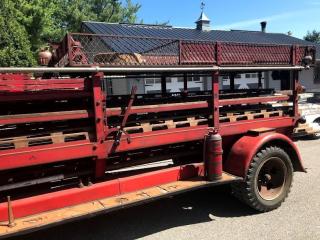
<box><xmin>188</xmin><ymin>76</ymin><xmax>201</xmax><ymax>82</ymax></box>
<box><xmin>178</xmin><ymin>77</ymin><xmax>184</xmax><ymax>82</ymax></box>
<box><xmin>244</xmin><ymin>73</ymin><xmax>259</xmax><ymax>78</ymax></box>
<box><xmin>145</xmin><ymin>79</ymin><xmax>155</xmax><ymax>85</ymax></box>
<box><xmin>155</xmin><ymin>79</ymin><xmax>161</xmax><ymax>84</ymax></box>
<box><xmin>144</xmin><ymin>74</ymin><xmax>161</xmax><ymax>85</ymax></box>
<box><xmin>235</xmin><ymin>74</ymin><xmax>242</xmax><ymax>79</ymax></box>
<box><xmin>166</xmin><ymin>78</ymin><xmax>172</xmax><ymax>83</ymax></box>
<box><xmin>221</xmin><ymin>74</ymin><xmax>229</xmax><ymax>80</ymax></box>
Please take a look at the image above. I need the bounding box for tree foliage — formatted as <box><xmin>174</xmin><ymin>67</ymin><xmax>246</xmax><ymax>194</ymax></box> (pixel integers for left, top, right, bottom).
<box><xmin>0</xmin><ymin>0</ymin><xmax>35</xmax><ymax>67</ymax></box>
<box><xmin>0</xmin><ymin>0</ymin><xmax>141</xmax><ymax>67</ymax></box>
<box><xmin>304</xmin><ymin>30</ymin><xmax>320</xmax><ymax>43</ymax></box>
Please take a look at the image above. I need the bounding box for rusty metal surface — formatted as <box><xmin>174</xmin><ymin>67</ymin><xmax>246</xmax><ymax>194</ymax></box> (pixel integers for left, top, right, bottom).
<box><xmin>0</xmin><ymin>173</ymin><xmax>239</xmax><ymax>237</ymax></box>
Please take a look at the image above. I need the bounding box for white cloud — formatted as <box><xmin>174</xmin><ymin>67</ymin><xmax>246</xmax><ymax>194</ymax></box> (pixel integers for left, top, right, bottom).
<box><xmin>309</xmin><ymin>1</ymin><xmax>320</xmax><ymax>6</ymax></box>
<box><xmin>214</xmin><ymin>9</ymin><xmax>319</xmax><ymax>30</ymax></box>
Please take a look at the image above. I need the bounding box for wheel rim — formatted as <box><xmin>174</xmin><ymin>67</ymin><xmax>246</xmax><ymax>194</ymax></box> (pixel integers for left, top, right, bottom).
<box><xmin>257</xmin><ymin>157</ymin><xmax>287</xmax><ymax>201</ymax></box>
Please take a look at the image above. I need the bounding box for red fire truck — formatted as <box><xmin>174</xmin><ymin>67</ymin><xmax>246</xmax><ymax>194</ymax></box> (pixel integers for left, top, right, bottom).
<box><xmin>0</xmin><ymin>31</ymin><xmax>315</xmax><ymax>237</ymax></box>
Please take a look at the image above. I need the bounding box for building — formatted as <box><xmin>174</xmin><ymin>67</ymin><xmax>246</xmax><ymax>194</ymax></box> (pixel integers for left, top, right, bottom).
<box><xmin>80</xmin><ymin>10</ymin><xmax>320</xmax><ymax>95</ymax></box>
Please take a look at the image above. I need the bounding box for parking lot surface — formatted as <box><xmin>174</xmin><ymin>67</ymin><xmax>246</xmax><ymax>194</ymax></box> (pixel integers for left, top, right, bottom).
<box><xmin>9</xmin><ymin>139</ymin><xmax>320</xmax><ymax>240</ymax></box>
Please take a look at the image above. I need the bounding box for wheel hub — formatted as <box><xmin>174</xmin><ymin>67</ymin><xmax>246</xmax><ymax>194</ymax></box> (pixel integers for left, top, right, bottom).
<box><xmin>257</xmin><ymin>157</ymin><xmax>287</xmax><ymax>201</ymax></box>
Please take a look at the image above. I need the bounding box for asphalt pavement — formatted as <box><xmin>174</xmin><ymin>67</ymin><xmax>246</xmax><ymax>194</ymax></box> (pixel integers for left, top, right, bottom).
<box><xmin>8</xmin><ymin>138</ymin><xmax>320</xmax><ymax>240</ymax></box>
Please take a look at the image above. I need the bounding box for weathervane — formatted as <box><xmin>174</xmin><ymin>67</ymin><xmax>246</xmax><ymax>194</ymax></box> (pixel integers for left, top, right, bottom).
<box><xmin>201</xmin><ymin>1</ymin><xmax>205</xmax><ymax>11</ymax></box>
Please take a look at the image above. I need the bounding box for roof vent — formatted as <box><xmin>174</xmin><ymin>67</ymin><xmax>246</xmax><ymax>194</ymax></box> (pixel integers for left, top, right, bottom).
<box><xmin>195</xmin><ymin>2</ymin><xmax>211</xmax><ymax>31</ymax></box>
<box><xmin>260</xmin><ymin>21</ymin><xmax>267</xmax><ymax>33</ymax></box>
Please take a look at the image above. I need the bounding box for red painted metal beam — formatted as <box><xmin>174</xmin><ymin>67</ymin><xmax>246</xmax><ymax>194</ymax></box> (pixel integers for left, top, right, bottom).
<box><xmin>292</xmin><ymin>70</ymin><xmax>299</xmax><ymax>120</ymax></box>
<box><xmin>0</xmin><ymin>163</ymin><xmax>203</xmax><ymax>221</ymax></box>
<box><xmin>91</xmin><ymin>73</ymin><xmax>108</xmax><ymax>178</ymax></box>
<box><xmin>0</xmin><ymin>141</ymin><xmax>95</xmax><ymax>171</ymax></box>
<box><xmin>110</xmin><ymin>126</ymin><xmax>208</xmax><ymax>153</ymax></box>
<box><xmin>220</xmin><ymin>117</ymin><xmax>294</xmax><ymax>136</ymax></box>
<box><xmin>0</xmin><ymin>110</ymin><xmax>92</xmax><ymax>125</ymax></box>
<box><xmin>0</xmin><ymin>91</ymin><xmax>91</xmax><ymax>102</ymax></box>
<box><xmin>0</xmin><ymin>116</ymin><xmax>294</xmax><ymax>171</ymax></box>
<box><xmin>110</xmin><ymin>117</ymin><xmax>294</xmax><ymax>153</ymax></box>
<box><xmin>0</xmin><ymin>78</ymin><xmax>86</xmax><ymax>92</ymax></box>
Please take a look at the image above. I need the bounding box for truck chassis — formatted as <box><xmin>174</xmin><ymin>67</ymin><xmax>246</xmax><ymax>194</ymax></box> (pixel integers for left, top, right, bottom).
<box><xmin>0</xmin><ymin>33</ymin><xmax>315</xmax><ymax>237</ymax></box>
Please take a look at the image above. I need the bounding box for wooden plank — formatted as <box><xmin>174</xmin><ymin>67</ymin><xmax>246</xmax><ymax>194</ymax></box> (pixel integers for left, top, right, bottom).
<box><xmin>122</xmin><ymin>110</ymin><xmax>283</xmax><ymax>133</ymax></box>
<box><xmin>51</xmin><ymin>132</ymin><xmax>64</xmax><ymax>144</ymax></box>
<box><xmin>0</xmin><ymin>132</ymin><xmax>89</xmax><ymax>150</ymax></box>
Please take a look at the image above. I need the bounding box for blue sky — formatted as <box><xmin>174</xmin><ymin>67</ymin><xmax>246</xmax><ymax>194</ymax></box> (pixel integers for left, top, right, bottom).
<box><xmin>132</xmin><ymin>0</ymin><xmax>320</xmax><ymax>39</ymax></box>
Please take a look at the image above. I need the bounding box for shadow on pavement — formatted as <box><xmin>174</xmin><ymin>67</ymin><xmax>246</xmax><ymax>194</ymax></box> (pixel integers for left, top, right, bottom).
<box><xmin>8</xmin><ymin>186</ymin><xmax>257</xmax><ymax>240</ymax></box>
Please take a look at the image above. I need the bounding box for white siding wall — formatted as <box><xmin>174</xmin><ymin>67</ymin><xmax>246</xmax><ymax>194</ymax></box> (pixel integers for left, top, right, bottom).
<box><xmin>299</xmin><ymin>68</ymin><xmax>319</xmax><ymax>92</ymax></box>
<box><xmin>108</xmin><ymin>64</ymin><xmax>320</xmax><ymax>95</ymax></box>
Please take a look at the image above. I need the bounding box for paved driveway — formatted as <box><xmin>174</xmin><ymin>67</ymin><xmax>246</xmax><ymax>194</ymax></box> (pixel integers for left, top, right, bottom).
<box><xmin>9</xmin><ymin>139</ymin><xmax>320</xmax><ymax>240</ymax></box>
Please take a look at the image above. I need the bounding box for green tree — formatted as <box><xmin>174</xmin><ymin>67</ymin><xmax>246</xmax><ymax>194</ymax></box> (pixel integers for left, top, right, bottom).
<box><xmin>304</xmin><ymin>30</ymin><xmax>320</xmax><ymax>43</ymax></box>
<box><xmin>17</xmin><ymin>0</ymin><xmax>141</xmax><ymax>48</ymax></box>
<box><xmin>0</xmin><ymin>0</ymin><xmax>35</xmax><ymax>67</ymax></box>
<box><xmin>0</xmin><ymin>0</ymin><xmax>141</xmax><ymax>67</ymax></box>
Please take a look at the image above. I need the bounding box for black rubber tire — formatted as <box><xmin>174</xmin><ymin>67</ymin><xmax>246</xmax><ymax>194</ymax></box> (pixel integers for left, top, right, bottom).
<box><xmin>232</xmin><ymin>146</ymin><xmax>293</xmax><ymax>212</ymax></box>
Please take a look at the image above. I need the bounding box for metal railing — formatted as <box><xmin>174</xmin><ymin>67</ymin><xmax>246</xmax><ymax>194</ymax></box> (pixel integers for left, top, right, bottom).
<box><xmin>51</xmin><ymin>33</ymin><xmax>316</xmax><ymax>67</ymax></box>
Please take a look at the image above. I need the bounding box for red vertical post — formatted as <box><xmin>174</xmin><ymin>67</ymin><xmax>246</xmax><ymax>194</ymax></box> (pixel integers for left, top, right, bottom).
<box><xmin>179</xmin><ymin>40</ymin><xmax>182</xmax><ymax>65</ymax></box>
<box><xmin>67</xmin><ymin>33</ymin><xmax>73</xmax><ymax>66</ymax></box>
<box><xmin>291</xmin><ymin>45</ymin><xmax>299</xmax><ymax>66</ymax></box>
<box><xmin>92</xmin><ymin>72</ymin><xmax>107</xmax><ymax>178</ymax></box>
<box><xmin>292</xmin><ymin>70</ymin><xmax>299</xmax><ymax>120</ymax></box>
<box><xmin>215</xmin><ymin>42</ymin><xmax>222</xmax><ymax>66</ymax></box>
<box><xmin>212</xmin><ymin>71</ymin><xmax>220</xmax><ymax>129</ymax></box>
<box><xmin>292</xmin><ymin>45</ymin><xmax>300</xmax><ymax>121</ymax></box>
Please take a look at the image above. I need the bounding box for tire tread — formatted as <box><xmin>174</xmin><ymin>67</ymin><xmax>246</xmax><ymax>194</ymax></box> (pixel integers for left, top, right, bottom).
<box><xmin>232</xmin><ymin>146</ymin><xmax>293</xmax><ymax>212</ymax></box>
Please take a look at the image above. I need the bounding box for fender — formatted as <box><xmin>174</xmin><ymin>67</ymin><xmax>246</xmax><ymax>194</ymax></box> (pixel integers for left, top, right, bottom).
<box><xmin>224</xmin><ymin>132</ymin><xmax>306</xmax><ymax>178</ymax></box>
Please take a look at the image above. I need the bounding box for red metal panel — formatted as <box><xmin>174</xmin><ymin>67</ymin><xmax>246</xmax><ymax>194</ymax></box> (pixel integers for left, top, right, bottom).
<box><xmin>0</xmin><ymin>76</ymin><xmax>86</xmax><ymax>92</ymax></box>
<box><xmin>0</xmin><ymin>91</ymin><xmax>91</xmax><ymax>102</ymax></box>
<box><xmin>91</xmin><ymin>73</ymin><xmax>108</xmax><ymax>178</ymax></box>
<box><xmin>0</xmin><ymin>141</ymin><xmax>94</xmax><ymax>171</ymax></box>
<box><xmin>292</xmin><ymin>45</ymin><xmax>297</xmax><ymax>65</ymax></box>
<box><xmin>0</xmin><ymin>163</ymin><xmax>203</xmax><ymax>221</ymax></box>
<box><xmin>216</xmin><ymin>42</ymin><xmax>222</xmax><ymax>65</ymax></box>
<box><xmin>224</xmin><ymin>132</ymin><xmax>305</xmax><ymax>178</ymax></box>
<box><xmin>0</xmin><ymin>179</ymin><xmax>120</xmax><ymax>222</ymax></box>
<box><xmin>292</xmin><ymin>70</ymin><xmax>299</xmax><ymax>119</ymax></box>
<box><xmin>110</xmin><ymin>126</ymin><xmax>208</xmax><ymax>153</ymax></box>
<box><xmin>220</xmin><ymin>43</ymin><xmax>292</xmax><ymax>65</ymax></box>
<box><xmin>0</xmin><ymin>110</ymin><xmax>91</xmax><ymax>125</ymax></box>
<box><xmin>220</xmin><ymin>117</ymin><xmax>294</xmax><ymax>136</ymax></box>
<box><xmin>53</xmin><ymin>33</ymin><xmax>315</xmax><ymax>67</ymax></box>
<box><xmin>110</xmin><ymin>117</ymin><xmax>294</xmax><ymax>153</ymax></box>
<box><xmin>180</xmin><ymin>41</ymin><xmax>216</xmax><ymax>65</ymax></box>
<box><xmin>119</xmin><ymin>164</ymin><xmax>203</xmax><ymax>193</ymax></box>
